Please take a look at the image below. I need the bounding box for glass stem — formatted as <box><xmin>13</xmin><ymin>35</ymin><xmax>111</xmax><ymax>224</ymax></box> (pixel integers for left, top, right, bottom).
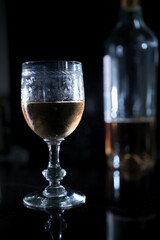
<box><xmin>42</xmin><ymin>139</ymin><xmax>67</xmax><ymax>198</ymax></box>
<box><xmin>48</xmin><ymin>142</ymin><xmax>61</xmax><ymax>168</ymax></box>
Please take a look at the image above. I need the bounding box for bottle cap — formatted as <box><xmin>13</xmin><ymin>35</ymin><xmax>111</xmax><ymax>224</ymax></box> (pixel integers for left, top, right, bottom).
<box><xmin>121</xmin><ymin>0</ymin><xmax>140</xmax><ymax>8</ymax></box>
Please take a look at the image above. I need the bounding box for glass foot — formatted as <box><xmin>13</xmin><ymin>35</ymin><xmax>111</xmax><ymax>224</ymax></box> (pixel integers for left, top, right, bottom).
<box><xmin>23</xmin><ymin>190</ymin><xmax>86</xmax><ymax>210</ymax></box>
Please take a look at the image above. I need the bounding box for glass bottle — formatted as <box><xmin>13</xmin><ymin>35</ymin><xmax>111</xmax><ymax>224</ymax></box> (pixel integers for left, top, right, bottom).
<box><xmin>103</xmin><ymin>0</ymin><xmax>159</xmax><ymax>171</ymax></box>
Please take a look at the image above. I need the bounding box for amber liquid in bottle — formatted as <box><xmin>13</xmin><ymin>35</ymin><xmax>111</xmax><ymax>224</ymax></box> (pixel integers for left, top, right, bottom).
<box><xmin>105</xmin><ymin>118</ymin><xmax>156</xmax><ymax>170</ymax></box>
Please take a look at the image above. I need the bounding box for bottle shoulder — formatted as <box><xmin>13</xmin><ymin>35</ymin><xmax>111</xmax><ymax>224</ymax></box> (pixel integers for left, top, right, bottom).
<box><xmin>104</xmin><ymin>21</ymin><xmax>158</xmax><ymax>48</ymax></box>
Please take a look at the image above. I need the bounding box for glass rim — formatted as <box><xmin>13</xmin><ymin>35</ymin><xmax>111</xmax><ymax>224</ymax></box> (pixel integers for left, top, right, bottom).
<box><xmin>22</xmin><ymin>60</ymin><xmax>82</xmax><ymax>66</ymax></box>
<box><xmin>22</xmin><ymin>60</ymin><xmax>82</xmax><ymax>72</ymax></box>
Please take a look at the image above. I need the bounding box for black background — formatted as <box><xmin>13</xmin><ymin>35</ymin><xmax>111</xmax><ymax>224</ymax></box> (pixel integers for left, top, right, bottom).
<box><xmin>4</xmin><ymin>0</ymin><xmax>160</xmax><ymax>168</ymax></box>
<box><xmin>1</xmin><ymin>1</ymin><xmax>160</xmax><ymax>239</ymax></box>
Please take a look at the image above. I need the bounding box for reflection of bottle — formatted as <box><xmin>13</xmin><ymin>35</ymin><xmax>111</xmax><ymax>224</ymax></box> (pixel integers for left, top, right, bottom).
<box><xmin>106</xmin><ymin>210</ymin><xmax>156</xmax><ymax>240</ymax></box>
<box><xmin>103</xmin><ymin>0</ymin><xmax>159</xmax><ymax>171</ymax></box>
<box><xmin>105</xmin><ymin>168</ymin><xmax>156</xmax><ymax>218</ymax></box>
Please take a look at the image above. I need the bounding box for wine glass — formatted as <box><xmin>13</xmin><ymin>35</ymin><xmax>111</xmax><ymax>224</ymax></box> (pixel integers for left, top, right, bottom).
<box><xmin>21</xmin><ymin>60</ymin><xmax>86</xmax><ymax>209</ymax></box>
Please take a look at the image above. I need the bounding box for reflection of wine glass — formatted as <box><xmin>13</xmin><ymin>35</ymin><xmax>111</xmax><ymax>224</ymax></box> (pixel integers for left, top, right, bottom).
<box><xmin>21</xmin><ymin>60</ymin><xmax>86</xmax><ymax>209</ymax></box>
<box><xmin>44</xmin><ymin>210</ymin><xmax>67</xmax><ymax>240</ymax></box>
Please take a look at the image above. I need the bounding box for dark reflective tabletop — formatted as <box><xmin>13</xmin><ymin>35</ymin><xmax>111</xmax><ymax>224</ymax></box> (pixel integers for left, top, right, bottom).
<box><xmin>0</xmin><ymin>156</ymin><xmax>160</xmax><ymax>240</ymax></box>
<box><xmin>2</xmin><ymin>0</ymin><xmax>160</xmax><ymax>239</ymax></box>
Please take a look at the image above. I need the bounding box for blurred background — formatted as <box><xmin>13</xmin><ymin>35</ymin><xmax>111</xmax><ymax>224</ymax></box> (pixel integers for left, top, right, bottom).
<box><xmin>0</xmin><ymin>0</ymin><xmax>160</xmax><ymax>170</ymax></box>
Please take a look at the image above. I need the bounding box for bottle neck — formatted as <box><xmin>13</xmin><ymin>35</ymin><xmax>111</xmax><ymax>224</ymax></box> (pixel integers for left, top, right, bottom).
<box><xmin>119</xmin><ymin>0</ymin><xmax>143</xmax><ymax>24</ymax></box>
